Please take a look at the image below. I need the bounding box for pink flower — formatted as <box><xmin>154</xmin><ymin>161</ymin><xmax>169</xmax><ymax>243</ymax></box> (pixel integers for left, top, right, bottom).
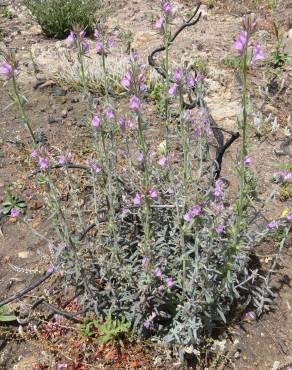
<box><xmin>121</xmin><ymin>72</ymin><xmax>131</xmax><ymax>89</ymax></box>
<box><xmin>186</xmin><ymin>73</ymin><xmax>195</xmax><ymax>89</ymax></box>
<box><xmin>191</xmin><ymin>204</ymin><xmax>201</xmax><ymax>216</ymax></box>
<box><xmin>154</xmin><ymin>267</ymin><xmax>162</xmax><ymax>277</ymax></box>
<box><xmin>233</xmin><ymin>30</ymin><xmax>248</xmax><ymax>55</ymax></box>
<box><xmin>81</xmin><ymin>39</ymin><xmax>89</xmax><ymax>54</ymax></box>
<box><xmin>106</xmin><ymin>36</ymin><xmax>114</xmax><ymax>49</ymax></box>
<box><xmin>96</xmin><ymin>42</ymin><xmax>103</xmax><ymax>54</ymax></box>
<box><xmin>104</xmin><ymin>106</ymin><xmax>114</xmax><ymax>120</ymax></box>
<box><xmin>86</xmin><ymin>158</ymin><xmax>101</xmax><ymax>174</ymax></box>
<box><xmin>66</xmin><ymin>31</ymin><xmax>75</xmax><ymax>47</ymax></box>
<box><xmin>136</xmin><ymin>152</ymin><xmax>144</xmax><ymax>162</ymax></box>
<box><xmin>251</xmin><ymin>43</ymin><xmax>265</xmax><ymax>64</ymax></box>
<box><xmin>165</xmin><ymin>277</ymin><xmax>174</xmax><ymax>288</ymax></box>
<box><xmin>244</xmin><ymin>155</ymin><xmax>252</xmax><ymax>166</ymax></box>
<box><xmin>118</xmin><ymin>116</ymin><xmax>126</xmax><ymax>129</ymax></box>
<box><xmin>216</xmin><ymin>224</ymin><xmax>225</xmax><ymax>234</ymax></box>
<box><xmin>127</xmin><ymin>119</ymin><xmax>134</xmax><ymax>129</ymax></box>
<box><xmin>155</xmin><ymin>16</ymin><xmax>164</xmax><ymax>31</ymax></box>
<box><xmin>91</xmin><ymin>115</ymin><xmax>101</xmax><ymax>128</ymax></box>
<box><xmin>47</xmin><ymin>264</ymin><xmax>55</xmax><ymax>273</ymax></box>
<box><xmin>10</xmin><ymin>207</ymin><xmax>19</xmax><ymax>218</ymax></box>
<box><xmin>158</xmin><ymin>155</ymin><xmax>168</xmax><ymax>167</ymax></box>
<box><xmin>168</xmin><ymin>83</ymin><xmax>178</xmax><ymax>96</ymax></box>
<box><xmin>279</xmin><ymin>170</ymin><xmax>286</xmax><ymax>178</ymax></box>
<box><xmin>133</xmin><ymin>193</ymin><xmax>142</xmax><ymax>206</ymax></box>
<box><xmin>162</xmin><ymin>2</ymin><xmax>173</xmax><ymax>15</ymax></box>
<box><xmin>129</xmin><ymin>96</ymin><xmax>140</xmax><ymax>112</ymax></box>
<box><xmin>31</xmin><ymin>150</ymin><xmax>38</xmax><ymax>158</ymax></box>
<box><xmin>268</xmin><ymin>220</ymin><xmax>278</xmax><ymax>229</ymax></box>
<box><xmin>143</xmin><ymin>320</ymin><xmax>151</xmax><ymax>329</ymax></box>
<box><xmin>183</xmin><ymin>211</ymin><xmax>193</xmax><ymax>222</ymax></box>
<box><xmin>174</xmin><ymin>68</ymin><xmax>182</xmax><ymax>83</ymax></box>
<box><xmin>149</xmin><ymin>188</ymin><xmax>158</xmax><ymax>199</ymax></box>
<box><xmin>58</xmin><ymin>152</ymin><xmax>72</xmax><ymax>165</ymax></box>
<box><xmin>0</xmin><ymin>62</ymin><xmax>13</xmax><ymax>77</ymax></box>
<box><xmin>38</xmin><ymin>157</ymin><xmax>49</xmax><ymax>170</ymax></box>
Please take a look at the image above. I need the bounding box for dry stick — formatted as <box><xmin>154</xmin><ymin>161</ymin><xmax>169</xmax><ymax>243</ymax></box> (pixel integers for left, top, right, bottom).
<box><xmin>148</xmin><ymin>3</ymin><xmax>240</xmax><ymax>182</ymax></box>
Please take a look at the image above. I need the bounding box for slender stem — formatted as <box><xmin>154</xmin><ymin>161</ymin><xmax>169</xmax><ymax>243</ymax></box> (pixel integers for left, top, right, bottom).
<box><xmin>11</xmin><ymin>73</ymin><xmax>36</xmax><ymax>145</ymax></box>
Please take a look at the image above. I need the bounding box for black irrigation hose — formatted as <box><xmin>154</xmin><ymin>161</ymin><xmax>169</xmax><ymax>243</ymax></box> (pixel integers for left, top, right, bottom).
<box><xmin>0</xmin><ymin>270</ymin><xmax>53</xmax><ymax>308</ymax></box>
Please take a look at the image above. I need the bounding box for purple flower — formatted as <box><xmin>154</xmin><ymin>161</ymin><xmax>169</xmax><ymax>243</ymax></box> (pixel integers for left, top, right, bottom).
<box><xmin>91</xmin><ymin>115</ymin><xmax>101</xmax><ymax>128</ymax></box>
<box><xmin>136</xmin><ymin>152</ymin><xmax>144</xmax><ymax>162</ymax></box>
<box><xmin>162</xmin><ymin>2</ymin><xmax>173</xmax><ymax>15</ymax></box>
<box><xmin>244</xmin><ymin>155</ymin><xmax>252</xmax><ymax>166</ymax></box>
<box><xmin>184</xmin><ymin>211</ymin><xmax>193</xmax><ymax>222</ymax></box>
<box><xmin>158</xmin><ymin>155</ymin><xmax>168</xmax><ymax>167</ymax></box>
<box><xmin>186</xmin><ymin>73</ymin><xmax>195</xmax><ymax>89</ymax></box>
<box><xmin>10</xmin><ymin>207</ymin><xmax>19</xmax><ymax>218</ymax></box>
<box><xmin>94</xmin><ymin>29</ymin><xmax>99</xmax><ymax>38</ymax></box>
<box><xmin>118</xmin><ymin>116</ymin><xmax>126</xmax><ymax>129</ymax></box>
<box><xmin>81</xmin><ymin>39</ymin><xmax>89</xmax><ymax>54</ymax></box>
<box><xmin>121</xmin><ymin>72</ymin><xmax>131</xmax><ymax>89</ymax></box>
<box><xmin>57</xmin><ymin>364</ymin><xmax>68</xmax><ymax>370</ymax></box>
<box><xmin>129</xmin><ymin>96</ymin><xmax>140</xmax><ymax>112</ymax></box>
<box><xmin>268</xmin><ymin>220</ymin><xmax>278</xmax><ymax>229</ymax></box>
<box><xmin>96</xmin><ymin>42</ymin><xmax>103</xmax><ymax>54</ymax></box>
<box><xmin>106</xmin><ymin>35</ymin><xmax>114</xmax><ymax>49</ymax></box>
<box><xmin>174</xmin><ymin>68</ymin><xmax>182</xmax><ymax>83</ymax></box>
<box><xmin>154</xmin><ymin>267</ymin><xmax>162</xmax><ymax>277</ymax></box>
<box><xmin>47</xmin><ymin>264</ymin><xmax>54</xmax><ymax>273</ymax></box>
<box><xmin>143</xmin><ymin>320</ymin><xmax>150</xmax><ymax>329</ymax></box>
<box><xmin>216</xmin><ymin>224</ymin><xmax>225</xmax><ymax>234</ymax></box>
<box><xmin>251</xmin><ymin>43</ymin><xmax>265</xmax><ymax>64</ymax></box>
<box><xmin>165</xmin><ymin>277</ymin><xmax>174</xmax><ymax>288</ymax></box>
<box><xmin>279</xmin><ymin>169</ymin><xmax>286</xmax><ymax>178</ymax></box>
<box><xmin>191</xmin><ymin>204</ymin><xmax>201</xmax><ymax>216</ymax></box>
<box><xmin>38</xmin><ymin>157</ymin><xmax>49</xmax><ymax>170</ymax></box>
<box><xmin>104</xmin><ymin>106</ymin><xmax>114</xmax><ymax>120</ymax></box>
<box><xmin>0</xmin><ymin>62</ymin><xmax>13</xmax><ymax>77</ymax></box>
<box><xmin>58</xmin><ymin>152</ymin><xmax>72</xmax><ymax>165</ymax></box>
<box><xmin>58</xmin><ymin>154</ymin><xmax>66</xmax><ymax>165</ymax></box>
<box><xmin>86</xmin><ymin>158</ymin><xmax>101</xmax><ymax>175</ymax></box>
<box><xmin>285</xmin><ymin>172</ymin><xmax>292</xmax><ymax>180</ymax></box>
<box><xmin>66</xmin><ymin>31</ymin><xmax>75</xmax><ymax>47</ymax></box>
<box><xmin>245</xmin><ymin>311</ymin><xmax>256</xmax><ymax>320</ymax></box>
<box><xmin>122</xmin><ymin>207</ymin><xmax>130</xmax><ymax>216</ymax></box>
<box><xmin>133</xmin><ymin>193</ymin><xmax>142</xmax><ymax>206</ymax></box>
<box><xmin>127</xmin><ymin>118</ymin><xmax>134</xmax><ymax>129</ymax></box>
<box><xmin>233</xmin><ymin>30</ymin><xmax>248</xmax><ymax>55</ymax></box>
<box><xmin>31</xmin><ymin>149</ymin><xmax>38</xmax><ymax>158</ymax></box>
<box><xmin>155</xmin><ymin>16</ymin><xmax>164</xmax><ymax>31</ymax></box>
<box><xmin>168</xmin><ymin>83</ymin><xmax>178</xmax><ymax>96</ymax></box>
<box><xmin>149</xmin><ymin>188</ymin><xmax>158</xmax><ymax>199</ymax></box>
<box><xmin>287</xmin><ymin>212</ymin><xmax>292</xmax><ymax>221</ymax></box>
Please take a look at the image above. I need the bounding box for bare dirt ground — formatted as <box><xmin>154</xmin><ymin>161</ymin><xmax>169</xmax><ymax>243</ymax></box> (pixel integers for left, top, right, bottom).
<box><xmin>0</xmin><ymin>0</ymin><xmax>292</xmax><ymax>369</ymax></box>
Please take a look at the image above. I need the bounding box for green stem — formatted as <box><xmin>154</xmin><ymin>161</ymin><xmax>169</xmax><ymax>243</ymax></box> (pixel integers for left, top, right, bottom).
<box><xmin>11</xmin><ymin>73</ymin><xmax>36</xmax><ymax>146</ymax></box>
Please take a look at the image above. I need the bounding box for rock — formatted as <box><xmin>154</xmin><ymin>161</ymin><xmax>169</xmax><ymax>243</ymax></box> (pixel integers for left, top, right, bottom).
<box><xmin>61</xmin><ymin>109</ymin><xmax>68</xmax><ymax>118</ymax></box>
<box><xmin>18</xmin><ymin>251</ymin><xmax>30</xmax><ymax>259</ymax></box>
<box><xmin>52</xmin><ymin>85</ymin><xmax>67</xmax><ymax>96</ymax></box>
<box><xmin>71</xmin><ymin>97</ymin><xmax>79</xmax><ymax>103</ymax></box>
<box><xmin>48</xmin><ymin>116</ymin><xmax>61</xmax><ymax>124</ymax></box>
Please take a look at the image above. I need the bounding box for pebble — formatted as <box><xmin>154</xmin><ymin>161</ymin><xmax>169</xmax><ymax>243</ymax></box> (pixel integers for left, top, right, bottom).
<box><xmin>61</xmin><ymin>109</ymin><xmax>68</xmax><ymax>118</ymax></box>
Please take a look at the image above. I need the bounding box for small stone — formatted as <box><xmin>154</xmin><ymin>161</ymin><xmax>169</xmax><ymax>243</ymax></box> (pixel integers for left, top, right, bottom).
<box><xmin>265</xmin><ymin>104</ymin><xmax>278</xmax><ymax>114</ymax></box>
<box><xmin>18</xmin><ymin>251</ymin><xmax>30</xmax><ymax>259</ymax></box>
<box><xmin>52</xmin><ymin>86</ymin><xmax>67</xmax><ymax>96</ymax></box>
<box><xmin>48</xmin><ymin>116</ymin><xmax>61</xmax><ymax>124</ymax></box>
<box><xmin>61</xmin><ymin>109</ymin><xmax>68</xmax><ymax>118</ymax></box>
<box><xmin>71</xmin><ymin>97</ymin><xmax>79</xmax><ymax>103</ymax></box>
